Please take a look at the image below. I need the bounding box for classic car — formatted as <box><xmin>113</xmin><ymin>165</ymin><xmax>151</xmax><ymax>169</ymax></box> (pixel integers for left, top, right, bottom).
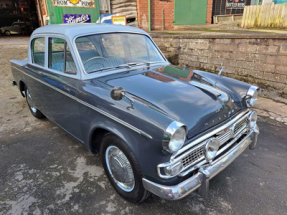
<box><xmin>1</xmin><ymin>21</ymin><xmax>30</xmax><ymax>36</ymax></box>
<box><xmin>10</xmin><ymin>24</ymin><xmax>259</xmax><ymax>203</ymax></box>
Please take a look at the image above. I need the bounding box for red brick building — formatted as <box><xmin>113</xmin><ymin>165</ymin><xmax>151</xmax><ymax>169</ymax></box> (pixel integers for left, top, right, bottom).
<box><xmin>136</xmin><ymin>0</ymin><xmax>213</xmax><ymax>31</ymax></box>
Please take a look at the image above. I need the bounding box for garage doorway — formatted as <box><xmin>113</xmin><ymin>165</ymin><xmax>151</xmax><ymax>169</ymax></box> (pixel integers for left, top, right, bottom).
<box><xmin>0</xmin><ymin>0</ymin><xmax>40</xmax><ymax>36</ymax></box>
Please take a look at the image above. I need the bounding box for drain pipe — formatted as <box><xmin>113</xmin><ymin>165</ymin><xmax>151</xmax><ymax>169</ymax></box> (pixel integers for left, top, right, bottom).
<box><xmin>148</xmin><ymin>0</ymin><xmax>151</xmax><ymax>31</ymax></box>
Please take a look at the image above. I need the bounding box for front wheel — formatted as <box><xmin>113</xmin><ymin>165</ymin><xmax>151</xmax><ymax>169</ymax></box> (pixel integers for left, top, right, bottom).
<box><xmin>5</xmin><ymin>30</ymin><xmax>11</xmax><ymax>36</ymax></box>
<box><xmin>25</xmin><ymin>88</ymin><xmax>45</xmax><ymax>119</ymax></box>
<box><xmin>101</xmin><ymin>134</ymin><xmax>151</xmax><ymax>203</ymax></box>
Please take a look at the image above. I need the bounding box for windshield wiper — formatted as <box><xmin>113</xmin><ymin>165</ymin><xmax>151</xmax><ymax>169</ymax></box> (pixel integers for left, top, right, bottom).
<box><xmin>88</xmin><ymin>62</ymin><xmax>164</xmax><ymax>74</ymax></box>
<box><xmin>115</xmin><ymin>64</ymin><xmax>131</xmax><ymax>69</ymax></box>
<box><xmin>127</xmin><ymin>62</ymin><xmax>151</xmax><ymax>67</ymax></box>
<box><xmin>88</xmin><ymin>64</ymin><xmax>132</xmax><ymax>74</ymax></box>
<box><xmin>128</xmin><ymin>61</ymin><xmax>167</xmax><ymax>67</ymax></box>
<box><xmin>88</xmin><ymin>67</ymin><xmax>115</xmax><ymax>74</ymax></box>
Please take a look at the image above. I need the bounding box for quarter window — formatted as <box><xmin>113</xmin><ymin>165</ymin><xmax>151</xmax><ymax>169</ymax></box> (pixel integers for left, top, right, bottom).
<box><xmin>31</xmin><ymin>37</ymin><xmax>45</xmax><ymax>66</ymax></box>
<box><xmin>48</xmin><ymin>38</ymin><xmax>77</xmax><ymax>74</ymax></box>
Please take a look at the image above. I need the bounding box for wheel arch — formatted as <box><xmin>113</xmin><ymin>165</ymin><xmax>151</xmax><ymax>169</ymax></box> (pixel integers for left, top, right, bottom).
<box><xmin>83</xmin><ymin>113</ymin><xmax>169</xmax><ymax>184</ymax></box>
<box><xmin>88</xmin><ymin>125</ymin><xmax>129</xmax><ymax>154</ymax></box>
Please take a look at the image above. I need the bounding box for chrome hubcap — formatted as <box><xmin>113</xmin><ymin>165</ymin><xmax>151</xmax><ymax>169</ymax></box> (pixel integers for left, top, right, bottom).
<box><xmin>105</xmin><ymin>146</ymin><xmax>135</xmax><ymax>192</ymax></box>
<box><xmin>26</xmin><ymin>89</ymin><xmax>37</xmax><ymax>113</ymax></box>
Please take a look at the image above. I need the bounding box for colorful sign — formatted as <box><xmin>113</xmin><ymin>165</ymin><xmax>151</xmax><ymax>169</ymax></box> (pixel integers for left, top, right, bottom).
<box><xmin>97</xmin><ymin>13</ymin><xmax>119</xmax><ymax>24</ymax></box>
<box><xmin>63</xmin><ymin>14</ymin><xmax>91</xmax><ymax>23</ymax></box>
<box><xmin>112</xmin><ymin>16</ymin><xmax>127</xmax><ymax>26</ymax></box>
<box><xmin>52</xmin><ymin>0</ymin><xmax>95</xmax><ymax>8</ymax></box>
<box><xmin>226</xmin><ymin>0</ymin><xmax>246</xmax><ymax>8</ymax></box>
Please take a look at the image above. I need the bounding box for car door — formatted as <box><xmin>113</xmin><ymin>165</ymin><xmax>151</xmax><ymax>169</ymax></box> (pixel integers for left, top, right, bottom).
<box><xmin>26</xmin><ymin>35</ymin><xmax>83</xmax><ymax>142</ymax></box>
<box><xmin>11</xmin><ymin>23</ymin><xmax>21</xmax><ymax>34</ymax></box>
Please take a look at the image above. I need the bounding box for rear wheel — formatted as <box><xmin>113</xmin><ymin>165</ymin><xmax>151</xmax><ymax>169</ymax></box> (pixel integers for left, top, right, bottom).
<box><xmin>100</xmin><ymin>134</ymin><xmax>151</xmax><ymax>203</ymax></box>
<box><xmin>5</xmin><ymin>30</ymin><xmax>10</xmax><ymax>36</ymax></box>
<box><xmin>25</xmin><ymin>87</ymin><xmax>45</xmax><ymax>119</ymax></box>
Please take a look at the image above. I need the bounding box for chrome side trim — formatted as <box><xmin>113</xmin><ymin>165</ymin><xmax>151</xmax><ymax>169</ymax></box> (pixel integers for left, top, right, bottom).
<box><xmin>12</xmin><ymin>66</ymin><xmax>152</xmax><ymax>139</ymax></box>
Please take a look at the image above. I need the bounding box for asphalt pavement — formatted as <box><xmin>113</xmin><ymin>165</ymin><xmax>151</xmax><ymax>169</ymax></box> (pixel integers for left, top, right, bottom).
<box><xmin>0</xmin><ymin>116</ymin><xmax>286</xmax><ymax>215</ymax></box>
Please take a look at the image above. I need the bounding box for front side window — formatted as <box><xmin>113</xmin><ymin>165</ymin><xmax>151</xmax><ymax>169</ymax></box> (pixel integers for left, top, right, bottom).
<box><xmin>75</xmin><ymin>33</ymin><xmax>165</xmax><ymax>74</ymax></box>
<box><xmin>31</xmin><ymin>37</ymin><xmax>45</xmax><ymax>66</ymax></box>
<box><xmin>48</xmin><ymin>38</ymin><xmax>77</xmax><ymax>74</ymax></box>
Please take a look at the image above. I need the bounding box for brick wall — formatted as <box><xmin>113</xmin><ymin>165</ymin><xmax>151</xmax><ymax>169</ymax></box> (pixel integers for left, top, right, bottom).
<box><xmin>137</xmin><ymin>0</ymin><xmax>174</xmax><ymax>30</ymax></box>
<box><xmin>206</xmin><ymin>0</ymin><xmax>213</xmax><ymax>25</ymax></box>
<box><xmin>151</xmin><ymin>33</ymin><xmax>287</xmax><ymax>99</ymax></box>
<box><xmin>137</xmin><ymin>0</ymin><xmax>214</xmax><ymax>31</ymax></box>
<box><xmin>136</xmin><ymin>0</ymin><xmax>149</xmax><ymax>30</ymax></box>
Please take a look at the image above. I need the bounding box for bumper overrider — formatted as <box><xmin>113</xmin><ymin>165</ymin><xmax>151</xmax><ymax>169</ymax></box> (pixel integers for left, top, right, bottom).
<box><xmin>142</xmin><ymin>125</ymin><xmax>259</xmax><ymax>200</ymax></box>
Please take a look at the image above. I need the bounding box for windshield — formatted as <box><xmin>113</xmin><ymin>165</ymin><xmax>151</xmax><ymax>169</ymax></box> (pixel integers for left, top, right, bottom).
<box><xmin>75</xmin><ymin>33</ymin><xmax>165</xmax><ymax>73</ymax></box>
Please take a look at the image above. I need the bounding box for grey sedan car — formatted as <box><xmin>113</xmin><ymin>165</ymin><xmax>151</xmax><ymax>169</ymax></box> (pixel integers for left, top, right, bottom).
<box><xmin>1</xmin><ymin>22</ymin><xmax>30</xmax><ymax>36</ymax></box>
<box><xmin>10</xmin><ymin>24</ymin><xmax>259</xmax><ymax>203</ymax></box>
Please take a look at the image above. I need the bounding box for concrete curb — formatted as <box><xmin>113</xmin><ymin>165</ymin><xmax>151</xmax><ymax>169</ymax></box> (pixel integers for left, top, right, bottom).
<box><xmin>254</xmin><ymin>97</ymin><xmax>287</xmax><ymax>125</ymax></box>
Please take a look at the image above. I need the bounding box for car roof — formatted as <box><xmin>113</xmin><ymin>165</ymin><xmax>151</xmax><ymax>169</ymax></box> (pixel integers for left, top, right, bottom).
<box><xmin>32</xmin><ymin>24</ymin><xmax>149</xmax><ymax>39</ymax></box>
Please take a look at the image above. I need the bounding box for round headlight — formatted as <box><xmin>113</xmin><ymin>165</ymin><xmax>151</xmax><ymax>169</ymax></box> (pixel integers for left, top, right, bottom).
<box><xmin>204</xmin><ymin>138</ymin><xmax>220</xmax><ymax>163</ymax></box>
<box><xmin>246</xmin><ymin>86</ymin><xmax>259</xmax><ymax>107</ymax></box>
<box><xmin>168</xmin><ymin>127</ymin><xmax>186</xmax><ymax>153</ymax></box>
<box><xmin>248</xmin><ymin>111</ymin><xmax>257</xmax><ymax>129</ymax></box>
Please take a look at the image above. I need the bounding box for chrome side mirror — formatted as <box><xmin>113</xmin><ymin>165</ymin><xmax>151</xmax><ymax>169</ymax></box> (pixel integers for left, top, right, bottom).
<box><xmin>111</xmin><ymin>87</ymin><xmax>134</xmax><ymax>110</ymax></box>
<box><xmin>111</xmin><ymin>87</ymin><xmax>125</xmax><ymax>101</ymax></box>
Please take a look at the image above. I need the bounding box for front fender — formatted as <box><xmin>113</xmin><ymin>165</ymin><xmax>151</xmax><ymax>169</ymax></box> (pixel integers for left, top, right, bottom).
<box><xmin>78</xmin><ymin>80</ymin><xmax>175</xmax><ymax>184</ymax></box>
<box><xmin>81</xmin><ymin>108</ymin><xmax>175</xmax><ymax>184</ymax></box>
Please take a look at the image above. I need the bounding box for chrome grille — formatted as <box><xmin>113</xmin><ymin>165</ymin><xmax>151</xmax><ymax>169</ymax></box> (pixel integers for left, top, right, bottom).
<box><xmin>180</xmin><ymin>114</ymin><xmax>248</xmax><ymax>169</ymax></box>
<box><xmin>234</xmin><ymin>118</ymin><xmax>247</xmax><ymax>134</ymax></box>
<box><xmin>182</xmin><ymin>146</ymin><xmax>204</xmax><ymax>167</ymax></box>
<box><xmin>218</xmin><ymin>129</ymin><xmax>231</xmax><ymax>146</ymax></box>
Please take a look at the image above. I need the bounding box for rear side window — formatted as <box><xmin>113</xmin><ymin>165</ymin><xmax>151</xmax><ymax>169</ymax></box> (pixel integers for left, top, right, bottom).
<box><xmin>48</xmin><ymin>38</ymin><xmax>77</xmax><ymax>74</ymax></box>
<box><xmin>31</xmin><ymin>37</ymin><xmax>45</xmax><ymax>66</ymax></box>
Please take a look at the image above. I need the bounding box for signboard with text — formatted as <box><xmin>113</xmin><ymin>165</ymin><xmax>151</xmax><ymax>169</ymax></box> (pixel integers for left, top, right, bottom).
<box><xmin>226</xmin><ymin>0</ymin><xmax>246</xmax><ymax>8</ymax></box>
<box><xmin>112</xmin><ymin>16</ymin><xmax>127</xmax><ymax>25</ymax></box>
<box><xmin>52</xmin><ymin>0</ymin><xmax>95</xmax><ymax>8</ymax></box>
<box><xmin>63</xmin><ymin>14</ymin><xmax>91</xmax><ymax>23</ymax></box>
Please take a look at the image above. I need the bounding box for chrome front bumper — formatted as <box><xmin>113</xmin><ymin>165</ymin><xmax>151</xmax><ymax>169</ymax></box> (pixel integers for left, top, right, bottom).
<box><xmin>142</xmin><ymin>126</ymin><xmax>259</xmax><ymax>200</ymax></box>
